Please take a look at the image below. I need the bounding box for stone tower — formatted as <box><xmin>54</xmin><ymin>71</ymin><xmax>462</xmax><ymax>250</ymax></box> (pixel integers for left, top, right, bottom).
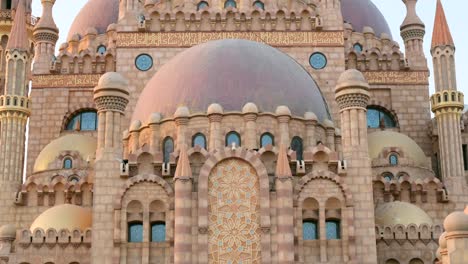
<box><xmin>400</xmin><ymin>0</ymin><xmax>427</xmax><ymax>69</ymax></box>
<box><xmin>32</xmin><ymin>0</ymin><xmax>58</xmax><ymax>74</ymax></box>
<box><xmin>430</xmin><ymin>0</ymin><xmax>465</xmax><ymax>197</ymax></box>
<box><xmin>0</xmin><ymin>0</ymin><xmax>31</xmax><ymax>225</ymax></box>
<box><xmin>335</xmin><ymin>69</ymin><xmax>377</xmax><ymax>263</ymax></box>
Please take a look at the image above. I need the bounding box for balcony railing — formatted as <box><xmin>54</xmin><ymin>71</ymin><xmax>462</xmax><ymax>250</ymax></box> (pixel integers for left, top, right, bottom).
<box><xmin>0</xmin><ymin>9</ymin><xmax>38</xmax><ymax>26</ymax></box>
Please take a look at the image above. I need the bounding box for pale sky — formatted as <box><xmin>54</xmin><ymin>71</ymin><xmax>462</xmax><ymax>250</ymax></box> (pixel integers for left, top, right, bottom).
<box><xmin>31</xmin><ymin>0</ymin><xmax>467</xmax><ymax>97</ymax></box>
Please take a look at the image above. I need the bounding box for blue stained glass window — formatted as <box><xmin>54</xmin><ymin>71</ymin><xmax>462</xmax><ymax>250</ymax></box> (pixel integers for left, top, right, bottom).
<box><xmin>192</xmin><ymin>133</ymin><xmax>206</xmax><ymax>148</ymax></box>
<box><xmin>128</xmin><ymin>222</ymin><xmax>143</xmax><ymax>242</ymax></box>
<box><xmin>253</xmin><ymin>0</ymin><xmax>264</xmax><ymax>9</ymax></box>
<box><xmin>303</xmin><ymin>220</ymin><xmax>318</xmax><ymax>240</ymax></box>
<box><xmin>383</xmin><ymin>172</ymin><xmax>393</xmax><ymax>182</ymax></box>
<box><xmin>163</xmin><ymin>137</ymin><xmax>174</xmax><ymax>163</ymax></box>
<box><xmin>151</xmin><ymin>222</ymin><xmax>166</xmax><ymax>242</ymax></box>
<box><xmin>326</xmin><ymin>220</ymin><xmax>340</xmax><ymax>239</ymax></box>
<box><xmin>97</xmin><ymin>45</ymin><xmax>107</xmax><ymax>55</ymax></box>
<box><xmin>291</xmin><ymin>136</ymin><xmax>303</xmax><ymax>161</ymax></box>
<box><xmin>353</xmin><ymin>43</ymin><xmax>363</xmax><ymax>53</ymax></box>
<box><xmin>226</xmin><ymin>131</ymin><xmax>241</xmax><ymax>147</ymax></box>
<box><xmin>260</xmin><ymin>133</ymin><xmax>274</xmax><ymax>147</ymax></box>
<box><xmin>65</xmin><ymin>111</ymin><xmax>97</xmax><ymax>131</ymax></box>
<box><xmin>135</xmin><ymin>54</ymin><xmax>153</xmax><ymax>71</ymax></box>
<box><xmin>366</xmin><ymin>107</ymin><xmax>396</xmax><ymax>129</ymax></box>
<box><xmin>389</xmin><ymin>154</ymin><xmax>398</xmax><ymax>165</ymax></box>
<box><xmin>197</xmin><ymin>1</ymin><xmax>209</xmax><ymax>10</ymax></box>
<box><xmin>224</xmin><ymin>0</ymin><xmax>237</xmax><ymax>8</ymax></box>
<box><xmin>309</xmin><ymin>52</ymin><xmax>327</xmax><ymax>70</ymax></box>
<box><xmin>63</xmin><ymin>158</ymin><xmax>72</xmax><ymax>169</ymax></box>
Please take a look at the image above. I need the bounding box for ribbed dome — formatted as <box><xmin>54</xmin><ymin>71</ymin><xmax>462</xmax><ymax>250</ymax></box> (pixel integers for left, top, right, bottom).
<box><xmin>67</xmin><ymin>0</ymin><xmax>119</xmax><ymax>40</ymax></box>
<box><xmin>375</xmin><ymin>202</ymin><xmax>433</xmax><ymax>226</ymax></box>
<box><xmin>30</xmin><ymin>204</ymin><xmax>92</xmax><ymax>232</ymax></box>
<box><xmin>66</xmin><ymin>0</ymin><xmax>392</xmax><ymax>39</ymax></box>
<box><xmin>341</xmin><ymin>0</ymin><xmax>393</xmax><ymax>38</ymax></box>
<box><xmin>132</xmin><ymin>39</ymin><xmax>330</xmax><ymax>122</ymax></box>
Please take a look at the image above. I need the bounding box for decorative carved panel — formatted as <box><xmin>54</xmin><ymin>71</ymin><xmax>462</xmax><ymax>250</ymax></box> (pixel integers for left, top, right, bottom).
<box><xmin>208</xmin><ymin>159</ymin><xmax>261</xmax><ymax>263</ymax></box>
<box><xmin>32</xmin><ymin>74</ymin><xmax>101</xmax><ymax>89</ymax></box>
<box><xmin>364</xmin><ymin>71</ymin><xmax>429</xmax><ymax>85</ymax></box>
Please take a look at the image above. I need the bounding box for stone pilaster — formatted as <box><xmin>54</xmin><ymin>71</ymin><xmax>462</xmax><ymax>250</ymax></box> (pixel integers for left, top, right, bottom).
<box><xmin>207</xmin><ymin>103</ymin><xmax>223</xmax><ymax>151</ymax></box>
<box><xmin>243</xmin><ymin>103</ymin><xmax>259</xmax><ymax>149</ymax></box>
<box><xmin>276</xmin><ymin>106</ymin><xmax>291</xmax><ymax>147</ymax></box>
<box><xmin>304</xmin><ymin>112</ymin><xmax>318</xmax><ymax>151</ymax></box>
<box><xmin>175</xmin><ymin>106</ymin><xmax>190</xmax><ymax>150</ymax></box>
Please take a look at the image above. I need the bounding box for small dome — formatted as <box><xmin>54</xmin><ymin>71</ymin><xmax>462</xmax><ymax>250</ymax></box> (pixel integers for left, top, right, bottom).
<box><xmin>375</xmin><ymin>201</ymin><xmax>433</xmax><ymax>226</ymax></box>
<box><xmin>207</xmin><ymin>103</ymin><xmax>223</xmax><ymax>115</ymax></box>
<box><xmin>34</xmin><ymin>134</ymin><xmax>97</xmax><ymax>172</ymax></box>
<box><xmin>67</xmin><ymin>0</ymin><xmax>119</xmax><ymax>40</ymax></box>
<box><xmin>96</xmin><ymin>72</ymin><xmax>128</xmax><ymax>91</ymax></box>
<box><xmin>368</xmin><ymin>131</ymin><xmax>428</xmax><ymax>167</ymax></box>
<box><xmin>323</xmin><ymin>119</ymin><xmax>334</xmax><ymax>128</ymax></box>
<box><xmin>276</xmin><ymin>105</ymin><xmax>291</xmax><ymax>116</ymax></box>
<box><xmin>85</xmin><ymin>27</ymin><xmax>98</xmax><ymax>36</ymax></box>
<box><xmin>30</xmin><ymin>204</ymin><xmax>92</xmax><ymax>232</ymax></box>
<box><xmin>107</xmin><ymin>23</ymin><xmax>117</xmax><ymax>32</ymax></box>
<box><xmin>0</xmin><ymin>224</ymin><xmax>16</xmax><ymax>238</ymax></box>
<box><xmin>304</xmin><ymin>112</ymin><xmax>318</xmax><ymax>121</ymax></box>
<box><xmin>363</xmin><ymin>26</ymin><xmax>375</xmax><ymax>35</ymax></box>
<box><xmin>242</xmin><ymin>102</ymin><xmax>259</xmax><ymax>114</ymax></box>
<box><xmin>130</xmin><ymin>120</ymin><xmax>142</xmax><ymax>132</ymax></box>
<box><xmin>336</xmin><ymin>69</ymin><xmax>369</xmax><ymax>91</ymax></box>
<box><xmin>132</xmin><ymin>39</ymin><xmax>330</xmax><ymax>122</ymax></box>
<box><xmin>147</xmin><ymin>112</ymin><xmax>162</xmax><ymax>124</ymax></box>
<box><xmin>444</xmin><ymin>211</ymin><xmax>468</xmax><ymax>232</ymax></box>
<box><xmin>174</xmin><ymin>106</ymin><xmax>190</xmax><ymax>118</ymax></box>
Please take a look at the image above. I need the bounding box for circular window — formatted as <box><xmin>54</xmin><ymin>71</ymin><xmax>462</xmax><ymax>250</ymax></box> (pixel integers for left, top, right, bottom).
<box><xmin>309</xmin><ymin>52</ymin><xmax>327</xmax><ymax>70</ymax></box>
<box><xmin>353</xmin><ymin>43</ymin><xmax>363</xmax><ymax>53</ymax></box>
<box><xmin>97</xmin><ymin>45</ymin><xmax>107</xmax><ymax>55</ymax></box>
<box><xmin>135</xmin><ymin>54</ymin><xmax>153</xmax><ymax>71</ymax></box>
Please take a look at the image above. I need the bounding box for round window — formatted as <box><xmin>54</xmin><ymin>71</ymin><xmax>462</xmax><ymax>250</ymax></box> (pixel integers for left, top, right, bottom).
<box><xmin>309</xmin><ymin>52</ymin><xmax>327</xmax><ymax>70</ymax></box>
<box><xmin>353</xmin><ymin>43</ymin><xmax>363</xmax><ymax>53</ymax></box>
<box><xmin>135</xmin><ymin>54</ymin><xmax>153</xmax><ymax>71</ymax></box>
<box><xmin>97</xmin><ymin>45</ymin><xmax>107</xmax><ymax>55</ymax></box>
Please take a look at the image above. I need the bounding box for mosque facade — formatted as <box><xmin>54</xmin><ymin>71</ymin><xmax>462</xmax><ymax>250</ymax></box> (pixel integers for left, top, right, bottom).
<box><xmin>0</xmin><ymin>0</ymin><xmax>467</xmax><ymax>263</ymax></box>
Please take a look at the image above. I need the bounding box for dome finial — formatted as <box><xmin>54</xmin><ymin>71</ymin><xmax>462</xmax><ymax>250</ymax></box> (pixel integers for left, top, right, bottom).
<box><xmin>401</xmin><ymin>0</ymin><xmax>424</xmax><ymax>29</ymax></box>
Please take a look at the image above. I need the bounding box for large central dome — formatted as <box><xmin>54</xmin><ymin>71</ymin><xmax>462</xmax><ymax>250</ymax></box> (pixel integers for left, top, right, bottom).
<box><xmin>132</xmin><ymin>39</ymin><xmax>330</xmax><ymax>122</ymax></box>
<box><xmin>67</xmin><ymin>0</ymin><xmax>392</xmax><ymax>39</ymax></box>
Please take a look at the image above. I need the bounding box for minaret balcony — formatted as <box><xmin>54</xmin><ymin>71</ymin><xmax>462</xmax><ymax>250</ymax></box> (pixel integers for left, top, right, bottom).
<box><xmin>0</xmin><ymin>95</ymin><xmax>31</xmax><ymax>115</ymax></box>
<box><xmin>431</xmin><ymin>90</ymin><xmax>464</xmax><ymax>114</ymax></box>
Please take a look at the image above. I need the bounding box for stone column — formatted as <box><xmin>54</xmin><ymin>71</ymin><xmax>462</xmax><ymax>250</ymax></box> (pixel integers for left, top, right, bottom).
<box><xmin>335</xmin><ymin>69</ymin><xmax>377</xmax><ymax>263</ymax></box>
<box><xmin>276</xmin><ymin>106</ymin><xmax>291</xmax><ymax>147</ymax></box>
<box><xmin>92</xmin><ymin>72</ymin><xmax>130</xmax><ymax>264</ymax></box>
<box><xmin>275</xmin><ymin>145</ymin><xmax>294</xmax><ymax>263</ymax></box>
<box><xmin>304</xmin><ymin>112</ymin><xmax>318</xmax><ymax>151</ymax></box>
<box><xmin>129</xmin><ymin>120</ymin><xmax>142</xmax><ymax>154</ymax></box>
<box><xmin>174</xmin><ymin>147</ymin><xmax>193</xmax><ymax>264</ymax></box>
<box><xmin>175</xmin><ymin>106</ymin><xmax>190</xmax><ymax>150</ymax></box>
<box><xmin>242</xmin><ymin>103</ymin><xmax>259</xmax><ymax>149</ymax></box>
<box><xmin>33</xmin><ymin>0</ymin><xmax>59</xmax><ymax>74</ymax></box>
<box><xmin>324</xmin><ymin>119</ymin><xmax>335</xmax><ymax>151</ymax></box>
<box><xmin>148</xmin><ymin>113</ymin><xmax>162</xmax><ymax>154</ymax></box>
<box><xmin>207</xmin><ymin>103</ymin><xmax>223</xmax><ymax>151</ymax></box>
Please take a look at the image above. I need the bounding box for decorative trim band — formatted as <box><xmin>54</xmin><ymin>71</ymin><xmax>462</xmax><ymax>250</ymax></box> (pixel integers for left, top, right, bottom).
<box><xmin>363</xmin><ymin>71</ymin><xmax>429</xmax><ymax>85</ymax></box>
<box><xmin>116</xmin><ymin>31</ymin><xmax>344</xmax><ymax>48</ymax></box>
<box><xmin>32</xmin><ymin>74</ymin><xmax>102</xmax><ymax>89</ymax></box>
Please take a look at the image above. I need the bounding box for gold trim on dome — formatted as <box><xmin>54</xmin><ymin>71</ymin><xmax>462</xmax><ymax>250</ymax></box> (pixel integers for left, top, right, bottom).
<box><xmin>117</xmin><ymin>31</ymin><xmax>344</xmax><ymax>48</ymax></box>
<box><xmin>32</xmin><ymin>74</ymin><xmax>102</xmax><ymax>89</ymax></box>
<box><xmin>363</xmin><ymin>71</ymin><xmax>429</xmax><ymax>85</ymax></box>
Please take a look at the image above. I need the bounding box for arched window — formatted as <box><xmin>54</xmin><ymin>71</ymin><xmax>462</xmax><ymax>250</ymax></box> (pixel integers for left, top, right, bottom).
<box><xmin>68</xmin><ymin>176</ymin><xmax>79</xmax><ymax>184</ymax></box>
<box><xmin>97</xmin><ymin>45</ymin><xmax>107</xmax><ymax>55</ymax></box>
<box><xmin>409</xmin><ymin>259</ymin><xmax>424</xmax><ymax>264</ymax></box>
<box><xmin>192</xmin><ymin>133</ymin><xmax>206</xmax><ymax>149</ymax></box>
<box><xmin>197</xmin><ymin>1</ymin><xmax>209</xmax><ymax>10</ymax></box>
<box><xmin>353</xmin><ymin>43</ymin><xmax>363</xmax><ymax>53</ymax></box>
<box><xmin>389</xmin><ymin>154</ymin><xmax>398</xmax><ymax>165</ymax></box>
<box><xmin>291</xmin><ymin>136</ymin><xmax>303</xmax><ymax>161</ymax></box>
<box><xmin>325</xmin><ymin>219</ymin><xmax>340</xmax><ymax>239</ymax></box>
<box><xmin>253</xmin><ymin>0</ymin><xmax>264</xmax><ymax>9</ymax></box>
<box><xmin>63</xmin><ymin>158</ymin><xmax>73</xmax><ymax>169</ymax></box>
<box><xmin>128</xmin><ymin>222</ymin><xmax>143</xmax><ymax>242</ymax></box>
<box><xmin>65</xmin><ymin>110</ymin><xmax>98</xmax><ymax>131</ymax></box>
<box><xmin>163</xmin><ymin>137</ymin><xmax>174</xmax><ymax>163</ymax></box>
<box><xmin>303</xmin><ymin>219</ymin><xmax>318</xmax><ymax>240</ymax></box>
<box><xmin>366</xmin><ymin>107</ymin><xmax>396</xmax><ymax>129</ymax></box>
<box><xmin>260</xmin><ymin>132</ymin><xmax>274</xmax><ymax>147</ymax></box>
<box><xmin>151</xmin><ymin>222</ymin><xmax>166</xmax><ymax>242</ymax></box>
<box><xmin>226</xmin><ymin>131</ymin><xmax>241</xmax><ymax>147</ymax></box>
<box><xmin>382</xmin><ymin>172</ymin><xmax>393</xmax><ymax>182</ymax></box>
<box><xmin>224</xmin><ymin>0</ymin><xmax>237</xmax><ymax>8</ymax></box>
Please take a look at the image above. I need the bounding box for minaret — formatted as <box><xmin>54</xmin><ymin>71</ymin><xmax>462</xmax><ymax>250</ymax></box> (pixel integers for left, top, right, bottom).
<box><xmin>400</xmin><ymin>0</ymin><xmax>427</xmax><ymax>69</ymax></box>
<box><xmin>32</xmin><ymin>0</ymin><xmax>58</xmax><ymax>74</ymax></box>
<box><xmin>430</xmin><ymin>0</ymin><xmax>465</xmax><ymax>196</ymax></box>
<box><xmin>0</xmin><ymin>0</ymin><xmax>31</xmax><ymax>225</ymax></box>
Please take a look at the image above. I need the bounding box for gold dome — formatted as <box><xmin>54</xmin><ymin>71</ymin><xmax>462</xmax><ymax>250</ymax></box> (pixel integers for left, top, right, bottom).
<box><xmin>368</xmin><ymin>131</ymin><xmax>428</xmax><ymax>167</ymax></box>
<box><xmin>33</xmin><ymin>134</ymin><xmax>97</xmax><ymax>172</ymax></box>
<box><xmin>375</xmin><ymin>202</ymin><xmax>433</xmax><ymax>226</ymax></box>
<box><xmin>30</xmin><ymin>204</ymin><xmax>92</xmax><ymax>232</ymax></box>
